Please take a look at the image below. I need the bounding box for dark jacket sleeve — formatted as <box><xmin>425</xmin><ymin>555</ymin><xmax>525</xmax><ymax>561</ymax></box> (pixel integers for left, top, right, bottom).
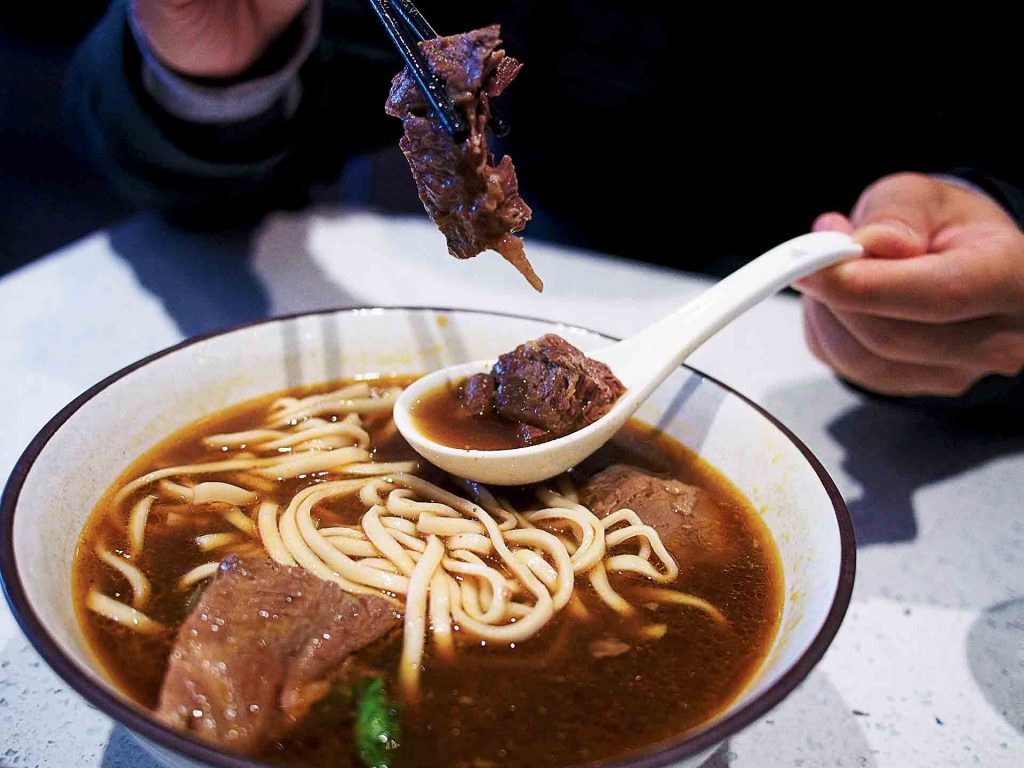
<box><xmin>64</xmin><ymin>0</ymin><xmax>399</xmax><ymax>224</ymax></box>
<box><xmin>931</xmin><ymin>90</ymin><xmax>1024</xmax><ymax>230</ymax></box>
<box><xmin>949</xmin><ymin>162</ymin><xmax>1024</xmax><ymax>229</ymax></box>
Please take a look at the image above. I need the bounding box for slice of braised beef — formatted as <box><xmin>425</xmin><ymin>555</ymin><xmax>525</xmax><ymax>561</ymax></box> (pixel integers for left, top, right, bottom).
<box><xmin>156</xmin><ymin>556</ymin><xmax>398</xmax><ymax>755</ymax></box>
<box><xmin>385</xmin><ymin>25</ymin><xmax>540</xmax><ymax>291</ymax></box>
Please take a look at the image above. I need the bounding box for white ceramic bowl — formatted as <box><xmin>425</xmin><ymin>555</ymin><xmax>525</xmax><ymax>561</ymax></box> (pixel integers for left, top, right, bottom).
<box><xmin>0</xmin><ymin>307</ymin><xmax>854</xmax><ymax>768</ymax></box>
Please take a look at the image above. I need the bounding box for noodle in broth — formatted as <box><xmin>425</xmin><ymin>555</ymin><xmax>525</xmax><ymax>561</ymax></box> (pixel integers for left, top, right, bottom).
<box><xmin>74</xmin><ymin>376</ymin><xmax>782</xmax><ymax>768</ymax></box>
<box><xmin>88</xmin><ymin>381</ymin><xmax>722</xmax><ymax>697</ymax></box>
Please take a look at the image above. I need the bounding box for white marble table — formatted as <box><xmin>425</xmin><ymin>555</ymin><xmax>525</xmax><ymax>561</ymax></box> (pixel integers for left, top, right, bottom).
<box><xmin>1</xmin><ymin>209</ymin><xmax>1021</xmax><ymax>768</ymax></box>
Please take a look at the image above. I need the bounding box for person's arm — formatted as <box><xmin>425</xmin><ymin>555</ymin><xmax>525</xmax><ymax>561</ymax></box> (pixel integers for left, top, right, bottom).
<box><xmin>65</xmin><ymin>0</ymin><xmax>398</xmax><ymax>223</ymax></box>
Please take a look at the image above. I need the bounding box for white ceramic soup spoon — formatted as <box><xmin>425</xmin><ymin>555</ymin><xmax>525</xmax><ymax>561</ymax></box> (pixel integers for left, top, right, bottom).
<box><xmin>394</xmin><ymin>231</ymin><xmax>862</xmax><ymax>485</ymax></box>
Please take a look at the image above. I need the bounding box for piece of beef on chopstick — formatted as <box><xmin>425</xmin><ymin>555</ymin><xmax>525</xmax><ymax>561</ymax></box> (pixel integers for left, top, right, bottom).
<box><xmin>386</xmin><ymin>25</ymin><xmax>540</xmax><ymax>291</ymax></box>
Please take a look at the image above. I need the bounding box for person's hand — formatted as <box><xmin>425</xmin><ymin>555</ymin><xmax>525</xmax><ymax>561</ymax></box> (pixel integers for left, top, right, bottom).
<box><xmin>133</xmin><ymin>0</ymin><xmax>308</xmax><ymax>79</ymax></box>
<box><xmin>796</xmin><ymin>172</ymin><xmax>1024</xmax><ymax>396</ymax></box>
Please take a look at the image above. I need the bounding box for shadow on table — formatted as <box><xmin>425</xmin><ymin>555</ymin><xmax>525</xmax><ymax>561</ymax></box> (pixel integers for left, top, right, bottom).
<box><xmin>108</xmin><ymin>211</ymin><xmax>363</xmax><ymax>337</ymax></box>
<box><xmin>966</xmin><ymin>597</ymin><xmax>1024</xmax><ymax>736</ymax></box>
<box><xmin>701</xmin><ymin>742</ymin><xmax>732</xmax><ymax>767</ymax></box>
<box><xmin>697</xmin><ymin>670</ymin><xmax>877</xmax><ymax>767</ymax></box>
<box><xmin>762</xmin><ymin>379</ymin><xmax>1024</xmax><ymax>547</ymax></box>
<box><xmin>100</xmin><ymin>726</ymin><xmax>163</xmax><ymax>768</ymax></box>
<box><xmin>108</xmin><ymin>216</ymin><xmax>270</xmax><ymax>337</ymax></box>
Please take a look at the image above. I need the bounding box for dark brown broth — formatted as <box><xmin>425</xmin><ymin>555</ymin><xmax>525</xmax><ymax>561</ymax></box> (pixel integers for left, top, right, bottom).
<box><xmin>73</xmin><ymin>376</ymin><xmax>783</xmax><ymax>768</ymax></box>
<box><xmin>410</xmin><ymin>378</ymin><xmax>558</xmax><ymax>450</ymax></box>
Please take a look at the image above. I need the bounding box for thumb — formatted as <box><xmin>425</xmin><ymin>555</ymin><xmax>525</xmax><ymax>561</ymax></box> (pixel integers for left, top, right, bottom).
<box><xmin>851</xmin><ymin>173</ymin><xmax>937</xmax><ymax>259</ymax></box>
<box><xmin>793</xmin><ymin>212</ymin><xmax>854</xmax><ymax>292</ymax></box>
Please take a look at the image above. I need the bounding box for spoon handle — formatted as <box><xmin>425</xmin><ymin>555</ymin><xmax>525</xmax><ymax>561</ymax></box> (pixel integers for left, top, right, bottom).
<box><xmin>592</xmin><ymin>231</ymin><xmax>863</xmax><ymax>396</ymax></box>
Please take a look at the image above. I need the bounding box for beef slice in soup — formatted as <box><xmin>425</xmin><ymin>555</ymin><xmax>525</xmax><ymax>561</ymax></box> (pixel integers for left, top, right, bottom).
<box><xmin>385</xmin><ymin>26</ymin><xmax>540</xmax><ymax>291</ymax></box>
<box><xmin>156</xmin><ymin>556</ymin><xmax>398</xmax><ymax>755</ymax></box>
<box><xmin>581</xmin><ymin>464</ymin><xmax>739</xmax><ymax>566</ymax></box>
<box><xmin>491</xmin><ymin>334</ymin><xmax>625</xmax><ymax>437</ymax></box>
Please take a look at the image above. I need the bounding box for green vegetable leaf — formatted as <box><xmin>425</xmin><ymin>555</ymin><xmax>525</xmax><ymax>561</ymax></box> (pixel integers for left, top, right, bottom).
<box><xmin>354</xmin><ymin>677</ymin><xmax>401</xmax><ymax>768</ymax></box>
<box><xmin>183</xmin><ymin>580</ymin><xmax>209</xmax><ymax>614</ymax></box>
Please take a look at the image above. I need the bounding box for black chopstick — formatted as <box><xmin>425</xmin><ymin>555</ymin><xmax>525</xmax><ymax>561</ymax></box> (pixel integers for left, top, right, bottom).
<box><xmin>391</xmin><ymin>0</ymin><xmax>438</xmax><ymax>39</ymax></box>
<box><xmin>367</xmin><ymin>0</ymin><xmax>469</xmax><ymax>142</ymax></box>
<box><xmin>380</xmin><ymin>0</ymin><xmax>511</xmax><ymax>139</ymax></box>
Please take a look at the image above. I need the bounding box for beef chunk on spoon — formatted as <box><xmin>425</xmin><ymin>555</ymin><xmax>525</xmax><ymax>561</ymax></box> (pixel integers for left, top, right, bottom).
<box><xmin>457</xmin><ymin>334</ymin><xmax>626</xmax><ymax>442</ymax></box>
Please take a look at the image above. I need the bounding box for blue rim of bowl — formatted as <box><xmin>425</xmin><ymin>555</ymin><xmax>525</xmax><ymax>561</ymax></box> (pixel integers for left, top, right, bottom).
<box><xmin>0</xmin><ymin>305</ymin><xmax>856</xmax><ymax>768</ymax></box>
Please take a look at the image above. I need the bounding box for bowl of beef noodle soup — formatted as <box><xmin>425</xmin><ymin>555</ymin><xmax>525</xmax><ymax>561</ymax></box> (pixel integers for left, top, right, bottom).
<box><xmin>0</xmin><ymin>308</ymin><xmax>854</xmax><ymax>768</ymax></box>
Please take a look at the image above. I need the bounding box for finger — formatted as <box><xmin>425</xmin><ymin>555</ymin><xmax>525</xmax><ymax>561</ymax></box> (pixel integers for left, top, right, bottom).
<box><xmin>802</xmin><ymin>296</ymin><xmax>830</xmax><ymax>364</ymax></box>
<box><xmin>812</xmin><ymin>212</ymin><xmax>855</xmax><ymax>234</ymax></box>
<box><xmin>855</xmin><ymin>222</ymin><xmax>928</xmax><ymax>260</ymax></box>
<box><xmin>794</xmin><ymin>242</ymin><xmax>1020</xmax><ymax>322</ymax></box>
<box><xmin>849</xmin><ymin>173</ymin><xmax>938</xmax><ymax>258</ymax></box>
<box><xmin>802</xmin><ymin>298</ymin><xmax>978</xmax><ymax>396</ymax></box>
<box><xmin>827</xmin><ymin>309</ymin><xmax>1024</xmax><ymax>376</ymax></box>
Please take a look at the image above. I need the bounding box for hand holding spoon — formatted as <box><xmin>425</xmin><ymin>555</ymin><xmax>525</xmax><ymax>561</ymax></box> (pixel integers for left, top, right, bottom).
<box><xmin>394</xmin><ymin>231</ymin><xmax>862</xmax><ymax>485</ymax></box>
